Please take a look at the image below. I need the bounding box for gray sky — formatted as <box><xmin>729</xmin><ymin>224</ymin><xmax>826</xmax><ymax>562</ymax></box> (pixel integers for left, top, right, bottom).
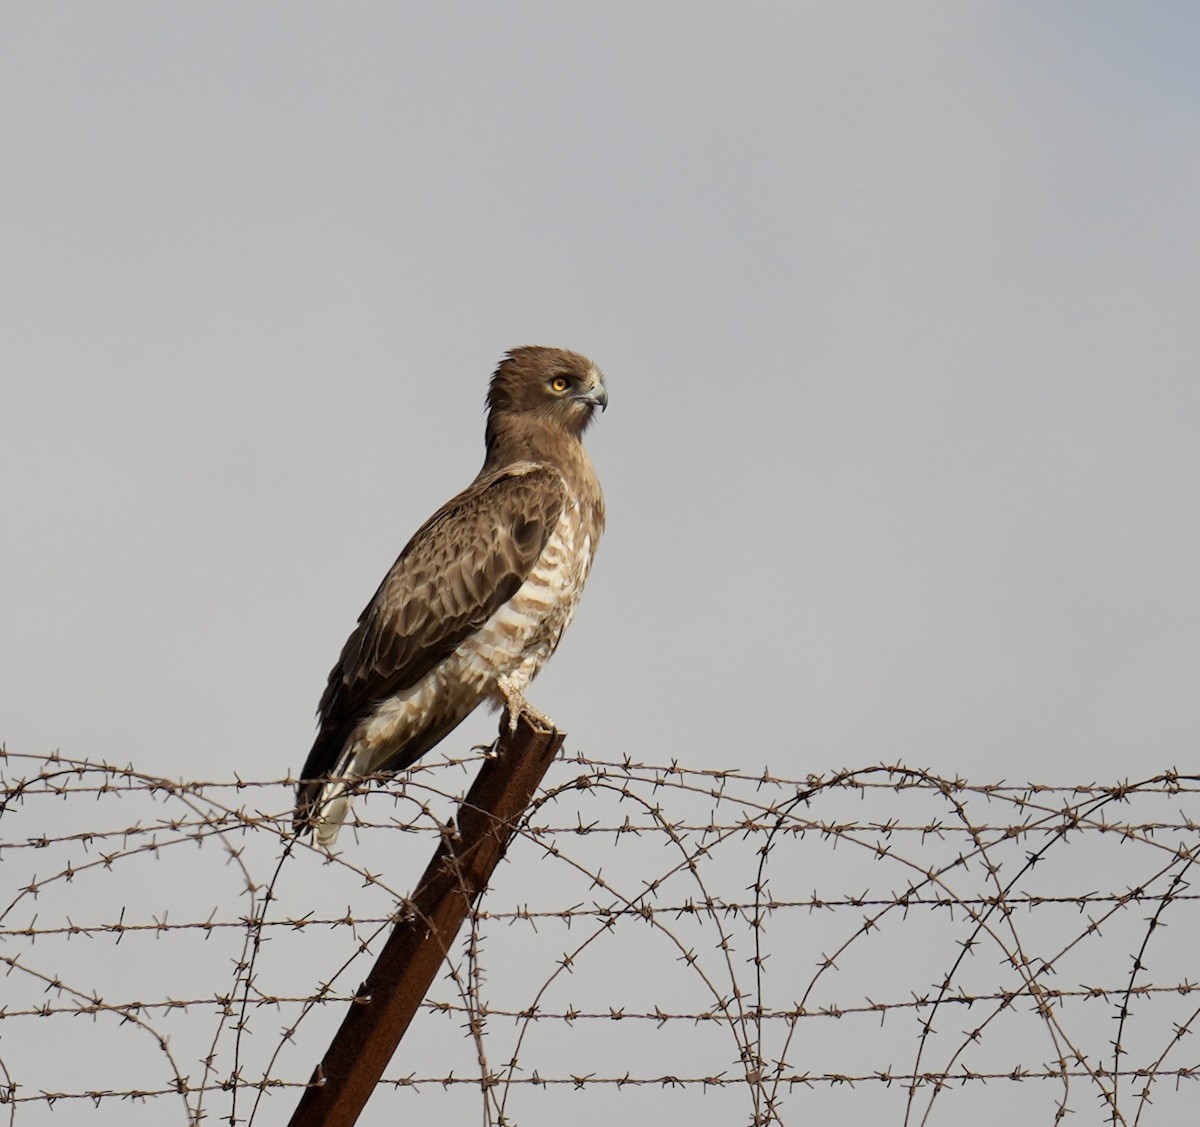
<box><xmin>3</xmin><ymin>4</ymin><xmax>1200</xmax><ymax>1123</ymax></box>
<box><xmin>4</xmin><ymin>4</ymin><xmax>1199</xmax><ymax>786</ymax></box>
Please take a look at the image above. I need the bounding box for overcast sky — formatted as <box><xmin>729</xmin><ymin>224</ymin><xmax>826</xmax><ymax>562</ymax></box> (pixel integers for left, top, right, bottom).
<box><xmin>5</xmin><ymin>4</ymin><xmax>1200</xmax><ymax>789</ymax></box>
<box><xmin>2</xmin><ymin>5</ymin><xmax>1199</xmax><ymax>1122</ymax></box>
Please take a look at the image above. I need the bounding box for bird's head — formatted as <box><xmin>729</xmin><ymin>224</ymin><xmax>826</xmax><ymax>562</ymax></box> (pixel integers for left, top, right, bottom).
<box><xmin>486</xmin><ymin>346</ymin><xmax>608</xmax><ymax>444</ymax></box>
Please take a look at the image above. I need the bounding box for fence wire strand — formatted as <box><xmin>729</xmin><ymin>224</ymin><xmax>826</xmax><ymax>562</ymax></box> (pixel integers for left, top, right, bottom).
<box><xmin>2</xmin><ymin>745</ymin><xmax>1199</xmax><ymax>1125</ymax></box>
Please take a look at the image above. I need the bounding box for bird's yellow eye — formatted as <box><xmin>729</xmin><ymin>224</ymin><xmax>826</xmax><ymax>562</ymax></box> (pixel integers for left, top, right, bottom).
<box><xmin>550</xmin><ymin>375</ymin><xmax>570</xmax><ymax>393</ymax></box>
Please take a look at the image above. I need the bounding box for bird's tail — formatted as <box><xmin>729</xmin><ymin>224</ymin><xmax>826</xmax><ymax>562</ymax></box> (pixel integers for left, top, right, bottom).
<box><xmin>294</xmin><ymin>776</ymin><xmax>353</xmax><ymax>847</ymax></box>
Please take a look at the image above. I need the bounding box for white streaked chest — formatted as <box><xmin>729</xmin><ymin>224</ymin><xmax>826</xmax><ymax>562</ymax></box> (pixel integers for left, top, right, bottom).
<box><xmin>458</xmin><ymin>499</ymin><xmax>596</xmax><ymax>687</ymax></box>
<box><xmin>349</xmin><ymin>487</ymin><xmax>599</xmax><ymax>773</ymax></box>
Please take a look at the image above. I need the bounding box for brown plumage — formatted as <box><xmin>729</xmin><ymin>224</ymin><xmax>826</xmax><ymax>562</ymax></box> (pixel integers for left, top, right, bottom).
<box><xmin>295</xmin><ymin>346</ymin><xmax>607</xmax><ymax>845</ymax></box>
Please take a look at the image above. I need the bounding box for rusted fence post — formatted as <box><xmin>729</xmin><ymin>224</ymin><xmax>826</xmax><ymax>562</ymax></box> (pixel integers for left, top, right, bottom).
<box><xmin>288</xmin><ymin>711</ymin><xmax>566</xmax><ymax>1127</ymax></box>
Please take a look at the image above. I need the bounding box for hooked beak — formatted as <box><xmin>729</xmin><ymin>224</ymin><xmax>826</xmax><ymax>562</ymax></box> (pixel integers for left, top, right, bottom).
<box><xmin>575</xmin><ymin>382</ymin><xmax>608</xmax><ymax>412</ymax></box>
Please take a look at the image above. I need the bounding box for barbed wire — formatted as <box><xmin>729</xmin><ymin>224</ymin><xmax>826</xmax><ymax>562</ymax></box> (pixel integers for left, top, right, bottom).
<box><xmin>2</xmin><ymin>744</ymin><xmax>1198</xmax><ymax>1126</ymax></box>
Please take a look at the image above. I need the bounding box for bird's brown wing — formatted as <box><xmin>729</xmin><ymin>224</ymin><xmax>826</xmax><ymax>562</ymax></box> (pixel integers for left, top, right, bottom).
<box><xmin>298</xmin><ymin>464</ymin><xmax>567</xmax><ymax>786</ymax></box>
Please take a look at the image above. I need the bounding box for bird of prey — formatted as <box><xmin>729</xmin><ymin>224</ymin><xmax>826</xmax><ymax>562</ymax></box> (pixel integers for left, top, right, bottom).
<box><xmin>295</xmin><ymin>346</ymin><xmax>607</xmax><ymax>846</ymax></box>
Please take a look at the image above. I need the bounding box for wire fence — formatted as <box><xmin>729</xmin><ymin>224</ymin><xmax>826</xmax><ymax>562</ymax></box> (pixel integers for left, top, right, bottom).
<box><xmin>2</xmin><ymin>743</ymin><xmax>1199</xmax><ymax>1126</ymax></box>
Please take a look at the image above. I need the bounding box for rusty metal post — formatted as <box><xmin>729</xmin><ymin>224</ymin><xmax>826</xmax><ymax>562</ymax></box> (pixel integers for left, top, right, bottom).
<box><xmin>287</xmin><ymin>711</ymin><xmax>565</xmax><ymax>1127</ymax></box>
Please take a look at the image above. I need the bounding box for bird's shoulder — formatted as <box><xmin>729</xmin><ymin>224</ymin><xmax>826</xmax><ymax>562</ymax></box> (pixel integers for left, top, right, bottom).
<box><xmin>404</xmin><ymin>460</ymin><xmax>570</xmax><ymax>558</ymax></box>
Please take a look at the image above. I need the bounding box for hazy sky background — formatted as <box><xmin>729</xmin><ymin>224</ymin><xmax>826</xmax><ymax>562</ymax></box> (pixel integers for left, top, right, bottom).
<box><xmin>4</xmin><ymin>3</ymin><xmax>1200</xmax><ymax>788</ymax></box>
<box><xmin>3</xmin><ymin>4</ymin><xmax>1200</xmax><ymax>1122</ymax></box>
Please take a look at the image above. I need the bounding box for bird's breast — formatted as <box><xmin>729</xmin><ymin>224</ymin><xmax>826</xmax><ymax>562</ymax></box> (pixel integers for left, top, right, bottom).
<box><xmin>459</xmin><ymin>498</ymin><xmax>596</xmax><ymax>688</ymax></box>
<box><xmin>350</xmin><ymin>495</ymin><xmax>597</xmax><ymax>774</ymax></box>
